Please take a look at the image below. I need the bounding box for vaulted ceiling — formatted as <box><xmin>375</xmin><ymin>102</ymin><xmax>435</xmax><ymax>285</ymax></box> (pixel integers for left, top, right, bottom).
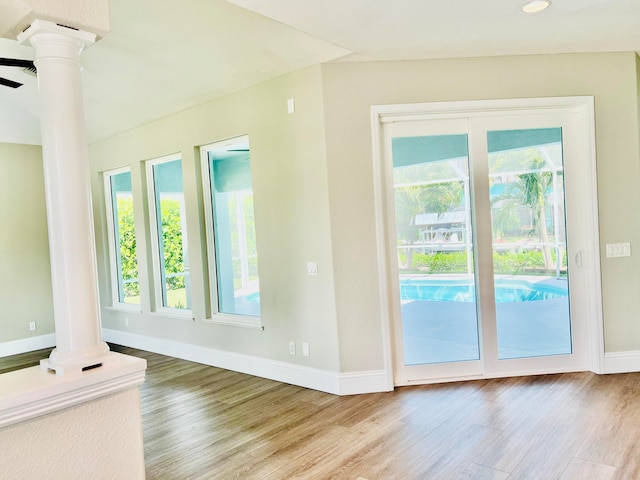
<box><xmin>1</xmin><ymin>0</ymin><xmax>639</xmax><ymax>145</ymax></box>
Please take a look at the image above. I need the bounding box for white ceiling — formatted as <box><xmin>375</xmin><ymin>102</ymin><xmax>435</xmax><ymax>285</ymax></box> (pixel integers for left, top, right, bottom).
<box><xmin>1</xmin><ymin>0</ymin><xmax>639</xmax><ymax>145</ymax></box>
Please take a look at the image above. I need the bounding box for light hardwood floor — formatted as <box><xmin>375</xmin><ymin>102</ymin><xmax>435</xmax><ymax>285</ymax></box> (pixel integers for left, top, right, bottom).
<box><xmin>4</xmin><ymin>345</ymin><xmax>640</xmax><ymax>479</ymax></box>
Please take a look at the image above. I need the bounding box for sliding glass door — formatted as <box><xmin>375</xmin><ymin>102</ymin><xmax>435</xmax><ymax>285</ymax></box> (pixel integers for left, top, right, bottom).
<box><xmin>382</xmin><ymin>108</ymin><xmax>593</xmax><ymax>384</ymax></box>
<box><xmin>487</xmin><ymin>127</ymin><xmax>571</xmax><ymax>361</ymax></box>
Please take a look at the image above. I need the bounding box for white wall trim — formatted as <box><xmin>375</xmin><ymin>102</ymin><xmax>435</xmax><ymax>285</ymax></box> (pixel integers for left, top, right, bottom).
<box><xmin>339</xmin><ymin>370</ymin><xmax>391</xmax><ymax>395</ymax></box>
<box><xmin>103</xmin><ymin>328</ymin><xmax>390</xmax><ymax>396</ymax></box>
<box><xmin>372</xmin><ymin>96</ymin><xmax>599</xmax><ymax>123</ymax></box>
<box><xmin>0</xmin><ymin>334</ymin><xmax>56</xmax><ymax>358</ymax></box>
<box><xmin>370</xmin><ymin>105</ymin><xmax>396</xmax><ymax>393</ymax></box>
<box><xmin>603</xmin><ymin>350</ymin><xmax>640</xmax><ymax>374</ymax></box>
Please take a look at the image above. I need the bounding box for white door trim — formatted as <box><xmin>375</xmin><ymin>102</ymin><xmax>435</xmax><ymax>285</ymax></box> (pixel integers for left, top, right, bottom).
<box><xmin>371</xmin><ymin>97</ymin><xmax>603</xmax><ymax>387</ymax></box>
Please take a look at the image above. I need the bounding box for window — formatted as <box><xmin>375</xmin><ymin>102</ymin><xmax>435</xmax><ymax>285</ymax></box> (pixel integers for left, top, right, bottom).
<box><xmin>201</xmin><ymin>136</ymin><xmax>261</xmax><ymax>326</ymax></box>
<box><xmin>147</xmin><ymin>155</ymin><xmax>192</xmax><ymax>312</ymax></box>
<box><xmin>104</xmin><ymin>167</ymin><xmax>139</xmax><ymax>307</ymax></box>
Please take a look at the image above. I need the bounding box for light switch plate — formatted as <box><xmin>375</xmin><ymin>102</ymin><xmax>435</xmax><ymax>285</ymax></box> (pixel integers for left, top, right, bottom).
<box><xmin>606</xmin><ymin>242</ymin><xmax>631</xmax><ymax>258</ymax></box>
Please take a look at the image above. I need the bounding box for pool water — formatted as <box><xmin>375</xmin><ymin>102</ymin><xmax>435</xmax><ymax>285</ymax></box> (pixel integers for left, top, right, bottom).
<box><xmin>400</xmin><ymin>278</ymin><xmax>567</xmax><ymax>303</ymax></box>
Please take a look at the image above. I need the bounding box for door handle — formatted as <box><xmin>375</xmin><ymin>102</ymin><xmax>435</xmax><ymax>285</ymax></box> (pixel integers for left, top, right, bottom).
<box><xmin>574</xmin><ymin>251</ymin><xmax>583</xmax><ymax>268</ymax></box>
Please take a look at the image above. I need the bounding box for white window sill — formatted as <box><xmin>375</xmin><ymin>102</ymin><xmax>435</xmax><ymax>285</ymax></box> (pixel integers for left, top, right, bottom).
<box><xmin>148</xmin><ymin>309</ymin><xmax>195</xmax><ymax>321</ymax></box>
<box><xmin>105</xmin><ymin>304</ymin><xmax>142</xmax><ymax>314</ymax></box>
<box><xmin>203</xmin><ymin>313</ymin><xmax>263</xmax><ymax>330</ymax></box>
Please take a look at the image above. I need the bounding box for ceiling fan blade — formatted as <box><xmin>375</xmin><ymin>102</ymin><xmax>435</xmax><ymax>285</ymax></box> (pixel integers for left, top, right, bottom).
<box><xmin>0</xmin><ymin>77</ymin><xmax>22</xmax><ymax>88</ymax></box>
<box><xmin>0</xmin><ymin>58</ymin><xmax>34</xmax><ymax>69</ymax></box>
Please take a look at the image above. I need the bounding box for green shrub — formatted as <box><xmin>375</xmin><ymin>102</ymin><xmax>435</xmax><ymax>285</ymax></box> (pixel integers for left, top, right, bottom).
<box><xmin>402</xmin><ymin>248</ymin><xmax>566</xmax><ymax>275</ymax></box>
<box><xmin>160</xmin><ymin>199</ymin><xmax>186</xmax><ymax>290</ymax></box>
<box><xmin>406</xmin><ymin>251</ymin><xmax>468</xmax><ymax>273</ymax></box>
<box><xmin>493</xmin><ymin>250</ymin><xmax>544</xmax><ymax>273</ymax></box>
<box><xmin>117</xmin><ymin>197</ymin><xmax>139</xmax><ymax>298</ymax></box>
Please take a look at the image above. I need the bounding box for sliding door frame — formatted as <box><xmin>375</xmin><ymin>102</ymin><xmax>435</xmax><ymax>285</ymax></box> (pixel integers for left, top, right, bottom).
<box><xmin>371</xmin><ymin>97</ymin><xmax>604</xmax><ymax>388</ymax></box>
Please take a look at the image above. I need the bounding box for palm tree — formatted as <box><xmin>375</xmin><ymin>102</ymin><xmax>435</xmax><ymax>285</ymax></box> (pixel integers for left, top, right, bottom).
<box><xmin>493</xmin><ymin>157</ymin><xmax>555</xmax><ymax>270</ymax></box>
<box><xmin>394</xmin><ymin>186</ymin><xmax>425</xmax><ymax>269</ymax></box>
<box><xmin>395</xmin><ymin>181</ymin><xmax>463</xmax><ymax>269</ymax></box>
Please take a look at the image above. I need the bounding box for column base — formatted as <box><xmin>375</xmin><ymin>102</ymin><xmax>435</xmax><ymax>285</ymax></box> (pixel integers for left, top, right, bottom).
<box><xmin>41</xmin><ymin>341</ymin><xmax>110</xmax><ymax>376</ymax></box>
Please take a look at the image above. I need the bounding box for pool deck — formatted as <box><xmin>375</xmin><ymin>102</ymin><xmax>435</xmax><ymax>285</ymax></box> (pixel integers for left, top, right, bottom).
<box><xmin>400</xmin><ymin>274</ymin><xmax>572</xmax><ymax>365</ymax></box>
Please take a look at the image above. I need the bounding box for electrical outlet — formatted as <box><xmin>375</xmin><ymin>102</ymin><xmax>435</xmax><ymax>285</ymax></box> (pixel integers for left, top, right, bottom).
<box><xmin>307</xmin><ymin>262</ymin><xmax>318</xmax><ymax>276</ymax></box>
<box><xmin>289</xmin><ymin>341</ymin><xmax>296</xmax><ymax>355</ymax></box>
<box><xmin>29</xmin><ymin>321</ymin><xmax>37</xmax><ymax>331</ymax></box>
<box><xmin>302</xmin><ymin>342</ymin><xmax>310</xmax><ymax>357</ymax></box>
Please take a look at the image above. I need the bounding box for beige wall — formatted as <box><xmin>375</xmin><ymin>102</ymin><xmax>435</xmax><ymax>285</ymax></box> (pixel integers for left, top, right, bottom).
<box><xmin>321</xmin><ymin>52</ymin><xmax>640</xmax><ymax>370</ymax></box>
<box><xmin>0</xmin><ymin>388</ymin><xmax>145</xmax><ymax>479</ymax></box>
<box><xmin>0</xmin><ymin>143</ymin><xmax>54</xmax><ymax>343</ymax></box>
<box><xmin>6</xmin><ymin>52</ymin><xmax>640</xmax><ymax>378</ymax></box>
<box><xmin>90</xmin><ymin>65</ymin><xmax>341</xmax><ymax>372</ymax></box>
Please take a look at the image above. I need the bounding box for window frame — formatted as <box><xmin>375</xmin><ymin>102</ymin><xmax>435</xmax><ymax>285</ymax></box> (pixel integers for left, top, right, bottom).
<box><xmin>103</xmin><ymin>166</ymin><xmax>140</xmax><ymax>311</ymax></box>
<box><xmin>200</xmin><ymin>136</ymin><xmax>262</xmax><ymax>329</ymax></box>
<box><xmin>146</xmin><ymin>153</ymin><xmax>193</xmax><ymax>317</ymax></box>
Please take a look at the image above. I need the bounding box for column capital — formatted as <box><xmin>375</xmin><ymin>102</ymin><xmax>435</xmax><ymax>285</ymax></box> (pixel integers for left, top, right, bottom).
<box><xmin>18</xmin><ymin>19</ymin><xmax>96</xmax><ymax>50</ymax></box>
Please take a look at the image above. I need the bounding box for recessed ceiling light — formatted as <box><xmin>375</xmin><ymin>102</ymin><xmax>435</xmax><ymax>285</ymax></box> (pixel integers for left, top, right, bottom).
<box><xmin>522</xmin><ymin>0</ymin><xmax>551</xmax><ymax>13</ymax></box>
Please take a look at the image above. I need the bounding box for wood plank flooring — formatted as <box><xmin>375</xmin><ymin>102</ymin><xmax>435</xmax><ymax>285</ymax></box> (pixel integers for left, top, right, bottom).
<box><xmin>4</xmin><ymin>345</ymin><xmax>640</xmax><ymax>479</ymax></box>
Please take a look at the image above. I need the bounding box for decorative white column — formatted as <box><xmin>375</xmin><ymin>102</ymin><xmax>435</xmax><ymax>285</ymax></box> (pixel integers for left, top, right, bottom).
<box><xmin>18</xmin><ymin>20</ymin><xmax>109</xmax><ymax>375</ymax></box>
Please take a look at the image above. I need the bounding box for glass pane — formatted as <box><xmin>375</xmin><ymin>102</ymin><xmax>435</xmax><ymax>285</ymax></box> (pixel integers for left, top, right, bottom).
<box><xmin>487</xmin><ymin>128</ymin><xmax>571</xmax><ymax>359</ymax></box>
<box><xmin>152</xmin><ymin>159</ymin><xmax>191</xmax><ymax>309</ymax></box>
<box><xmin>392</xmin><ymin>134</ymin><xmax>479</xmax><ymax>365</ymax></box>
<box><xmin>208</xmin><ymin>139</ymin><xmax>260</xmax><ymax>317</ymax></box>
<box><xmin>108</xmin><ymin>170</ymin><xmax>139</xmax><ymax>304</ymax></box>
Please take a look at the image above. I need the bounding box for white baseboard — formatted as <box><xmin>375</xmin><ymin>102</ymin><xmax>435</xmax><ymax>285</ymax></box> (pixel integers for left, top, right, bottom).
<box><xmin>0</xmin><ymin>334</ymin><xmax>56</xmax><ymax>358</ymax></box>
<box><xmin>102</xmin><ymin>328</ymin><xmax>390</xmax><ymax>396</ymax></box>
<box><xmin>603</xmin><ymin>350</ymin><xmax>640</xmax><ymax>374</ymax></box>
<box><xmin>339</xmin><ymin>370</ymin><xmax>392</xmax><ymax>395</ymax></box>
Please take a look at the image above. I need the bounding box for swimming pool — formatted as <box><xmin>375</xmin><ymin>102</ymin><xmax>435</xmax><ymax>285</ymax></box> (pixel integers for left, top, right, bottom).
<box><xmin>400</xmin><ymin>278</ymin><xmax>567</xmax><ymax>303</ymax></box>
